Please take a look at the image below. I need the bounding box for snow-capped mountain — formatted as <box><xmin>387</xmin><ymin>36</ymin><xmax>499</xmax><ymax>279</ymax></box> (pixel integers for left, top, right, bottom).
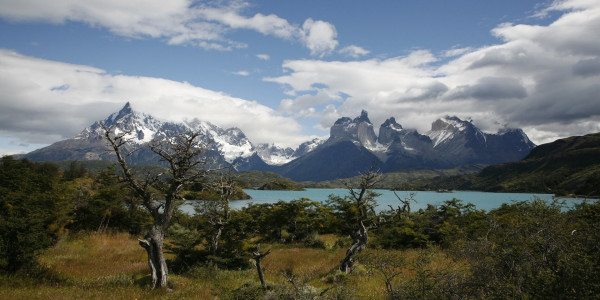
<box><xmin>425</xmin><ymin>116</ymin><xmax>535</xmax><ymax>165</ymax></box>
<box><xmin>24</xmin><ymin>103</ymin><xmax>536</xmax><ymax>181</ymax></box>
<box><xmin>253</xmin><ymin>143</ymin><xmax>295</xmax><ymax>165</ymax></box>
<box><xmin>183</xmin><ymin>119</ymin><xmax>254</xmax><ymax>162</ymax></box>
<box><xmin>26</xmin><ymin>102</ymin><xmax>236</xmax><ymax>166</ymax></box>
<box><xmin>25</xmin><ymin>102</ymin><xmax>323</xmax><ymax>167</ymax></box>
<box><xmin>329</xmin><ymin>110</ymin><xmax>378</xmax><ymax>149</ymax></box>
<box><xmin>292</xmin><ymin>138</ymin><xmax>325</xmax><ymax>157</ymax></box>
<box><xmin>274</xmin><ymin>111</ymin><xmax>536</xmax><ymax>181</ymax></box>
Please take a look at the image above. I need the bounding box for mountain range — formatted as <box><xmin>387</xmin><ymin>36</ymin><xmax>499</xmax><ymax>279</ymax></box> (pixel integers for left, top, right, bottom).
<box><xmin>24</xmin><ymin>103</ymin><xmax>536</xmax><ymax>181</ymax></box>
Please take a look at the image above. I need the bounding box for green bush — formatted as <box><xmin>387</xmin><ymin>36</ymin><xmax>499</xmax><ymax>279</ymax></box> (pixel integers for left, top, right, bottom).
<box><xmin>0</xmin><ymin>157</ymin><xmax>73</xmax><ymax>272</ymax></box>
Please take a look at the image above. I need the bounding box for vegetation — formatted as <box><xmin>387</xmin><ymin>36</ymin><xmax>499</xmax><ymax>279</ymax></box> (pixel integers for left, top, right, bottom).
<box><xmin>103</xmin><ymin>126</ymin><xmax>209</xmax><ymax>289</ymax></box>
<box><xmin>301</xmin><ymin>166</ymin><xmax>482</xmax><ymax>189</ymax></box>
<box><xmin>0</xmin><ymin>157</ymin><xmax>72</xmax><ymax>272</ymax></box>
<box><xmin>403</xmin><ymin>133</ymin><xmax>600</xmax><ymax>196</ymax></box>
<box><xmin>182</xmin><ymin>183</ymin><xmax>250</xmax><ymax>200</ymax></box>
<box><xmin>257</xmin><ymin>177</ymin><xmax>304</xmax><ymax>191</ymax></box>
<box><xmin>1</xmin><ymin>155</ymin><xmax>600</xmax><ymax>298</ymax></box>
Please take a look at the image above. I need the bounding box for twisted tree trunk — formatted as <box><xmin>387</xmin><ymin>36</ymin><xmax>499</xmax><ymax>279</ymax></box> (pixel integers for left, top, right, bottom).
<box><xmin>139</xmin><ymin>226</ymin><xmax>168</xmax><ymax>289</ymax></box>
<box><xmin>340</xmin><ymin>220</ymin><xmax>369</xmax><ymax>273</ymax></box>
<box><xmin>252</xmin><ymin>247</ymin><xmax>271</xmax><ymax>290</ymax></box>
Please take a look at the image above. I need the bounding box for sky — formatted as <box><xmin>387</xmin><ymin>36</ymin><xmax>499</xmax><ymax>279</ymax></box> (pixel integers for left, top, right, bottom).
<box><xmin>0</xmin><ymin>0</ymin><xmax>599</xmax><ymax>155</ymax></box>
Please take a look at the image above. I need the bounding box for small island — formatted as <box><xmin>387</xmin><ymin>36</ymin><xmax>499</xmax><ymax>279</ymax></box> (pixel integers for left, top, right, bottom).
<box><xmin>257</xmin><ymin>177</ymin><xmax>305</xmax><ymax>191</ymax></box>
<box><xmin>183</xmin><ymin>185</ymin><xmax>251</xmax><ymax>200</ymax></box>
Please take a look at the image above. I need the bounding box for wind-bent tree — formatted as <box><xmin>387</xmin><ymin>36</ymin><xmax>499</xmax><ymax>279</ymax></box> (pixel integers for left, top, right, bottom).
<box><xmin>339</xmin><ymin>171</ymin><xmax>382</xmax><ymax>273</ymax></box>
<box><xmin>103</xmin><ymin>125</ymin><xmax>207</xmax><ymax>289</ymax></box>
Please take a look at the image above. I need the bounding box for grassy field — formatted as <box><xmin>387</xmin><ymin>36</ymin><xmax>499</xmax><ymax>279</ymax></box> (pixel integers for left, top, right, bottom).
<box><xmin>0</xmin><ymin>233</ymin><xmax>467</xmax><ymax>299</ymax></box>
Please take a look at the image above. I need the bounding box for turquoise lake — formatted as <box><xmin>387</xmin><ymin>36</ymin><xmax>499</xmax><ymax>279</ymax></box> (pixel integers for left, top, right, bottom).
<box><xmin>180</xmin><ymin>188</ymin><xmax>594</xmax><ymax>214</ymax></box>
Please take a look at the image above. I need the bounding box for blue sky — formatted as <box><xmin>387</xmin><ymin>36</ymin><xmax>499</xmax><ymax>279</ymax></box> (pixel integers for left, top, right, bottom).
<box><xmin>0</xmin><ymin>0</ymin><xmax>599</xmax><ymax>154</ymax></box>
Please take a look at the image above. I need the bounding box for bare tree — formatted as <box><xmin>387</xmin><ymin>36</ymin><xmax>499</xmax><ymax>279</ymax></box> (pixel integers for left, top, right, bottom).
<box><xmin>339</xmin><ymin>170</ymin><xmax>382</xmax><ymax>273</ymax></box>
<box><xmin>251</xmin><ymin>245</ymin><xmax>271</xmax><ymax>290</ymax></box>
<box><xmin>206</xmin><ymin>174</ymin><xmax>235</xmax><ymax>254</ymax></box>
<box><xmin>103</xmin><ymin>125</ymin><xmax>207</xmax><ymax>289</ymax></box>
<box><xmin>361</xmin><ymin>249</ymin><xmax>405</xmax><ymax>298</ymax></box>
<box><xmin>390</xmin><ymin>191</ymin><xmax>416</xmax><ymax>215</ymax></box>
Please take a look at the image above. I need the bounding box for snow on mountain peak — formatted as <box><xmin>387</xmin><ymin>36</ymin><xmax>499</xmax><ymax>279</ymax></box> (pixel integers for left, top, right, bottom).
<box><xmin>253</xmin><ymin>143</ymin><xmax>295</xmax><ymax>165</ymax></box>
<box><xmin>74</xmin><ymin>102</ymin><xmax>161</xmax><ymax>144</ymax></box>
<box><xmin>183</xmin><ymin>118</ymin><xmax>254</xmax><ymax>163</ymax></box>
<box><xmin>427</xmin><ymin>116</ymin><xmax>472</xmax><ymax>147</ymax></box>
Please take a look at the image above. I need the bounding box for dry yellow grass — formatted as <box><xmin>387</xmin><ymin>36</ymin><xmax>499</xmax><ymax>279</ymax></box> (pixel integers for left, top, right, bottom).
<box><xmin>40</xmin><ymin>232</ymin><xmax>147</xmax><ymax>279</ymax></box>
<box><xmin>0</xmin><ymin>233</ymin><xmax>471</xmax><ymax>299</ymax></box>
<box><xmin>263</xmin><ymin>247</ymin><xmax>344</xmax><ymax>277</ymax></box>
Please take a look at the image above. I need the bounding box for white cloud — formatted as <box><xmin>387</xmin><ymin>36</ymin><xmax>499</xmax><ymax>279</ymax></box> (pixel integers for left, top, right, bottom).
<box><xmin>300</xmin><ymin>18</ymin><xmax>339</xmax><ymax>56</ymax></box>
<box><xmin>0</xmin><ymin>0</ymin><xmax>339</xmax><ymax>55</ymax></box>
<box><xmin>232</xmin><ymin>70</ymin><xmax>250</xmax><ymax>76</ymax></box>
<box><xmin>339</xmin><ymin>45</ymin><xmax>370</xmax><ymax>58</ymax></box>
<box><xmin>279</xmin><ymin>89</ymin><xmax>343</xmax><ymax>116</ymax></box>
<box><xmin>256</xmin><ymin>53</ymin><xmax>270</xmax><ymax>60</ymax></box>
<box><xmin>266</xmin><ymin>0</ymin><xmax>600</xmax><ymax>144</ymax></box>
<box><xmin>197</xmin><ymin>6</ymin><xmax>296</xmax><ymax>39</ymax></box>
<box><xmin>0</xmin><ymin>49</ymin><xmax>308</xmax><ymax>148</ymax></box>
<box><xmin>442</xmin><ymin>47</ymin><xmax>473</xmax><ymax>57</ymax></box>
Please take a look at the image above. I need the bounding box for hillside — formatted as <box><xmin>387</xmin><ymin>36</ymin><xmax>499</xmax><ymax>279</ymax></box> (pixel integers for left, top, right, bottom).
<box><xmin>470</xmin><ymin>132</ymin><xmax>600</xmax><ymax>196</ymax></box>
<box><xmin>410</xmin><ymin>133</ymin><xmax>600</xmax><ymax>196</ymax></box>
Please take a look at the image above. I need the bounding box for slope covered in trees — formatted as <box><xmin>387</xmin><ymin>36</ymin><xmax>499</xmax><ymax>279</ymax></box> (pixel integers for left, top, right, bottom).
<box><xmin>466</xmin><ymin>132</ymin><xmax>600</xmax><ymax>195</ymax></box>
<box><xmin>402</xmin><ymin>133</ymin><xmax>600</xmax><ymax>196</ymax></box>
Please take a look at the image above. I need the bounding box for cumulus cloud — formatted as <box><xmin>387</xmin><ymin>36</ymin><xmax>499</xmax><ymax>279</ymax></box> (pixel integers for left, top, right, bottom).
<box><xmin>266</xmin><ymin>0</ymin><xmax>600</xmax><ymax>143</ymax></box>
<box><xmin>0</xmin><ymin>0</ymin><xmax>338</xmax><ymax>55</ymax></box>
<box><xmin>338</xmin><ymin>45</ymin><xmax>370</xmax><ymax>58</ymax></box>
<box><xmin>0</xmin><ymin>49</ymin><xmax>308</xmax><ymax>149</ymax></box>
<box><xmin>300</xmin><ymin>18</ymin><xmax>338</xmax><ymax>56</ymax></box>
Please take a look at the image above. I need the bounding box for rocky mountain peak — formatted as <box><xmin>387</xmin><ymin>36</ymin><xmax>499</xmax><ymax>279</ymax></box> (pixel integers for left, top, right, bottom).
<box><xmin>354</xmin><ymin>110</ymin><xmax>371</xmax><ymax>124</ymax></box>
<box><xmin>430</xmin><ymin>116</ymin><xmax>472</xmax><ymax>132</ymax></box>
<box><xmin>330</xmin><ymin>110</ymin><xmax>377</xmax><ymax>147</ymax></box>
<box><xmin>378</xmin><ymin>117</ymin><xmax>405</xmax><ymax>145</ymax></box>
<box><xmin>381</xmin><ymin>117</ymin><xmax>402</xmax><ymax>130</ymax></box>
<box><xmin>333</xmin><ymin>117</ymin><xmax>352</xmax><ymax>126</ymax></box>
<box><xmin>106</xmin><ymin>101</ymin><xmax>135</xmax><ymax>124</ymax></box>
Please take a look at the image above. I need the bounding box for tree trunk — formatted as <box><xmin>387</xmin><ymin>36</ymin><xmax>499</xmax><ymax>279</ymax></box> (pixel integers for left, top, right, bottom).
<box><xmin>139</xmin><ymin>226</ymin><xmax>168</xmax><ymax>289</ymax></box>
<box><xmin>256</xmin><ymin>258</ymin><xmax>267</xmax><ymax>290</ymax></box>
<box><xmin>252</xmin><ymin>248</ymin><xmax>271</xmax><ymax>290</ymax></box>
<box><xmin>211</xmin><ymin>223</ymin><xmax>224</xmax><ymax>254</ymax></box>
<box><xmin>340</xmin><ymin>221</ymin><xmax>368</xmax><ymax>273</ymax></box>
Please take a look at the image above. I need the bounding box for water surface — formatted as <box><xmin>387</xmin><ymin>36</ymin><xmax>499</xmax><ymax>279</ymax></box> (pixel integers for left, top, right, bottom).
<box><xmin>180</xmin><ymin>188</ymin><xmax>594</xmax><ymax>214</ymax></box>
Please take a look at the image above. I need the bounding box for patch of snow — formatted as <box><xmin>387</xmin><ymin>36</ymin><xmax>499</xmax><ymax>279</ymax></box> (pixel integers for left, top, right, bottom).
<box><xmin>401</xmin><ymin>141</ymin><xmax>415</xmax><ymax>152</ymax></box>
<box><xmin>429</xmin><ymin>130</ymin><xmax>455</xmax><ymax>147</ymax></box>
<box><xmin>390</xmin><ymin>123</ymin><xmax>403</xmax><ymax>131</ymax></box>
<box><xmin>263</xmin><ymin>154</ymin><xmax>294</xmax><ymax>165</ymax></box>
<box><xmin>365</xmin><ymin>140</ymin><xmax>388</xmax><ymax>153</ymax></box>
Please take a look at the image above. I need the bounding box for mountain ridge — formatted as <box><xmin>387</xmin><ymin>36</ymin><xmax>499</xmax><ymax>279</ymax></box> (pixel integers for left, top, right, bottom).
<box><xmin>24</xmin><ymin>103</ymin><xmax>537</xmax><ymax>181</ymax></box>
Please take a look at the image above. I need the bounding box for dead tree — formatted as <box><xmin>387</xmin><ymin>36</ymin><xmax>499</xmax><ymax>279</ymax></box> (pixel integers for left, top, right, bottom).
<box><xmin>251</xmin><ymin>245</ymin><xmax>271</xmax><ymax>290</ymax></box>
<box><xmin>207</xmin><ymin>175</ymin><xmax>235</xmax><ymax>254</ymax></box>
<box><xmin>362</xmin><ymin>249</ymin><xmax>405</xmax><ymax>297</ymax></box>
<box><xmin>390</xmin><ymin>191</ymin><xmax>416</xmax><ymax>215</ymax></box>
<box><xmin>339</xmin><ymin>170</ymin><xmax>382</xmax><ymax>273</ymax></box>
<box><xmin>103</xmin><ymin>125</ymin><xmax>207</xmax><ymax>289</ymax></box>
